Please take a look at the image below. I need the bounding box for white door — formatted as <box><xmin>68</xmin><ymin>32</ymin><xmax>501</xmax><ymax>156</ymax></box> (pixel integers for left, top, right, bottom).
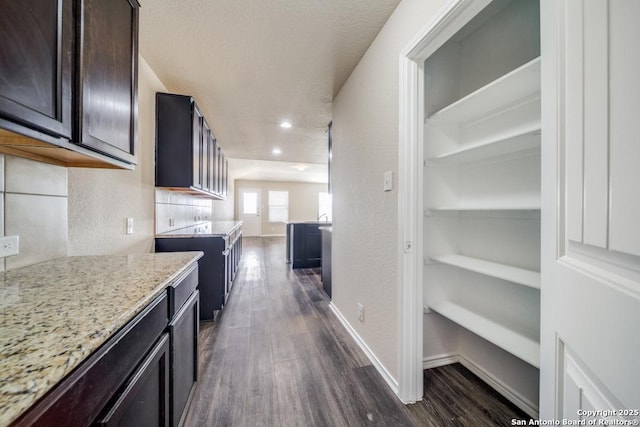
<box><xmin>240</xmin><ymin>189</ymin><xmax>261</xmax><ymax>237</ymax></box>
<box><xmin>541</xmin><ymin>0</ymin><xmax>640</xmax><ymax>421</ymax></box>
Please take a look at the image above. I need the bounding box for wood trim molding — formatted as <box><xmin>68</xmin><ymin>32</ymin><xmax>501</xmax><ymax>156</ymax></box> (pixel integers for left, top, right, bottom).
<box><xmin>328</xmin><ymin>303</ymin><xmax>399</xmax><ymax>395</ymax></box>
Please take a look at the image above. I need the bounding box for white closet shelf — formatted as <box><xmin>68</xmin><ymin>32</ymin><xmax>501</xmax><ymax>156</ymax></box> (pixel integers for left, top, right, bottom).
<box><xmin>429</xmin><ymin>254</ymin><xmax>540</xmax><ymax>289</ymax></box>
<box><xmin>425</xmin><ymin>128</ymin><xmax>541</xmax><ymax>164</ymax></box>
<box><xmin>424</xmin><ymin>204</ymin><xmax>541</xmax><ymax>214</ymax></box>
<box><xmin>429</xmin><ymin>301</ymin><xmax>540</xmax><ymax>368</ymax></box>
<box><xmin>426</xmin><ymin>57</ymin><xmax>541</xmax><ymax>124</ymax></box>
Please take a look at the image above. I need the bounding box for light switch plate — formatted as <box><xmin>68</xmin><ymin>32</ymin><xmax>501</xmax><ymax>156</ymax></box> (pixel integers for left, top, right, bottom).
<box><xmin>383</xmin><ymin>171</ymin><xmax>393</xmax><ymax>192</ymax></box>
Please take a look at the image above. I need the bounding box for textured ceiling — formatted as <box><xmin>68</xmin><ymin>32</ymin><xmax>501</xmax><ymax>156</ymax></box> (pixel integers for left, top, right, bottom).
<box><xmin>139</xmin><ymin>0</ymin><xmax>400</xmax><ymax>168</ymax></box>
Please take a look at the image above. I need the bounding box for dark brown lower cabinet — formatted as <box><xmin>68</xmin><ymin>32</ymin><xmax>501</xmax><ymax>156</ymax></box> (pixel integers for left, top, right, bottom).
<box><xmin>11</xmin><ymin>294</ymin><xmax>169</xmax><ymax>427</ymax></box>
<box><xmin>321</xmin><ymin>228</ymin><xmax>332</xmax><ymax>299</ymax></box>
<box><xmin>11</xmin><ymin>264</ymin><xmax>200</xmax><ymax>427</ymax></box>
<box><xmin>291</xmin><ymin>223</ymin><xmax>323</xmax><ymax>269</ymax></box>
<box><xmin>96</xmin><ymin>334</ymin><xmax>170</xmax><ymax>427</ymax></box>
<box><xmin>170</xmin><ymin>291</ymin><xmax>199</xmax><ymax>427</ymax></box>
<box><xmin>156</xmin><ymin>229</ymin><xmax>242</xmax><ymax>321</ymax></box>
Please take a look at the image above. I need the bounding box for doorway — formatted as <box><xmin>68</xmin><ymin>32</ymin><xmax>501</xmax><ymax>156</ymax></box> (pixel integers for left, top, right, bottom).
<box><xmin>240</xmin><ymin>189</ymin><xmax>261</xmax><ymax>236</ymax></box>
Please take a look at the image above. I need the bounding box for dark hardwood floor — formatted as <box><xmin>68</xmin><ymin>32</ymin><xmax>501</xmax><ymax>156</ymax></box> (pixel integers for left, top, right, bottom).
<box><xmin>184</xmin><ymin>237</ymin><xmax>529</xmax><ymax>426</ymax></box>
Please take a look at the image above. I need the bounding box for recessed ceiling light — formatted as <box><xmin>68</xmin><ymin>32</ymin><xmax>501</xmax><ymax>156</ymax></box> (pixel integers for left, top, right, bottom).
<box><xmin>280</xmin><ymin>121</ymin><xmax>292</xmax><ymax>129</ymax></box>
<box><xmin>293</xmin><ymin>164</ymin><xmax>308</xmax><ymax>171</ymax></box>
<box><xmin>272</xmin><ymin>148</ymin><xmax>281</xmax><ymax>155</ymax></box>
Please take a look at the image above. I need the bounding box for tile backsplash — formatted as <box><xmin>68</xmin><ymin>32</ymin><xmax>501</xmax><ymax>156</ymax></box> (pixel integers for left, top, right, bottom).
<box><xmin>1</xmin><ymin>155</ymin><xmax>68</xmax><ymax>271</ymax></box>
<box><xmin>155</xmin><ymin>189</ymin><xmax>213</xmax><ymax>234</ymax></box>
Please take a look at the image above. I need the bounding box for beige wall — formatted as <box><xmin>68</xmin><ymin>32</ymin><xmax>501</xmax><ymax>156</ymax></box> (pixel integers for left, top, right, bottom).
<box><xmin>212</xmin><ymin>178</ymin><xmax>235</xmax><ymax>222</ymax></box>
<box><xmin>331</xmin><ymin>0</ymin><xmax>447</xmax><ymax>380</ymax></box>
<box><xmin>234</xmin><ymin>180</ymin><xmax>327</xmax><ymax>235</ymax></box>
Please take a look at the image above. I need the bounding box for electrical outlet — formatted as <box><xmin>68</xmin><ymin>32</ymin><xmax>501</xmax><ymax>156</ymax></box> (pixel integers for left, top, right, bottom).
<box><xmin>357</xmin><ymin>303</ymin><xmax>364</xmax><ymax>322</ymax></box>
<box><xmin>169</xmin><ymin>218</ymin><xmax>175</xmax><ymax>227</ymax></box>
<box><xmin>0</xmin><ymin>236</ymin><xmax>19</xmax><ymax>257</ymax></box>
<box><xmin>126</xmin><ymin>218</ymin><xmax>134</xmax><ymax>235</ymax></box>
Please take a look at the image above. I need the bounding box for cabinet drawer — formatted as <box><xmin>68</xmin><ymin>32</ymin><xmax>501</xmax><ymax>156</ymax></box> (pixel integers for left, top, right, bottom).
<box><xmin>13</xmin><ymin>293</ymin><xmax>168</xmax><ymax>427</ymax></box>
<box><xmin>167</xmin><ymin>264</ymin><xmax>198</xmax><ymax>318</ymax></box>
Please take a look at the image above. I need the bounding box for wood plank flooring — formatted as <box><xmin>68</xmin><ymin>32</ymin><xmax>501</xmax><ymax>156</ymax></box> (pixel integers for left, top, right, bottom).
<box><xmin>184</xmin><ymin>237</ymin><xmax>529</xmax><ymax>426</ymax></box>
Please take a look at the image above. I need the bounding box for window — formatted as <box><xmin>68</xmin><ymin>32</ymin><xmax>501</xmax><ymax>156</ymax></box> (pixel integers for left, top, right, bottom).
<box><xmin>268</xmin><ymin>190</ymin><xmax>288</xmax><ymax>222</ymax></box>
<box><xmin>242</xmin><ymin>191</ymin><xmax>258</xmax><ymax>215</ymax></box>
<box><xmin>318</xmin><ymin>192</ymin><xmax>332</xmax><ymax>221</ymax></box>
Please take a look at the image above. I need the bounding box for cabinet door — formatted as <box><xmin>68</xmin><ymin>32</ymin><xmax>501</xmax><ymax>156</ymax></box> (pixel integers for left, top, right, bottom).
<box><xmin>211</xmin><ymin>138</ymin><xmax>218</xmax><ymax>195</ymax></box>
<box><xmin>221</xmin><ymin>155</ymin><xmax>228</xmax><ymax>197</ymax></box>
<box><xmin>201</xmin><ymin>121</ymin><xmax>210</xmax><ymax>193</ymax></box>
<box><xmin>0</xmin><ymin>0</ymin><xmax>73</xmax><ymax>139</ymax></box>
<box><xmin>96</xmin><ymin>334</ymin><xmax>170</xmax><ymax>427</ymax></box>
<box><xmin>169</xmin><ymin>291</ymin><xmax>199</xmax><ymax>427</ymax></box>
<box><xmin>192</xmin><ymin>104</ymin><xmax>204</xmax><ymax>190</ymax></box>
<box><xmin>216</xmin><ymin>146</ymin><xmax>223</xmax><ymax>196</ymax></box>
<box><xmin>209</xmin><ymin>135</ymin><xmax>216</xmax><ymax>195</ymax></box>
<box><xmin>77</xmin><ymin>0</ymin><xmax>139</xmax><ymax>164</ymax></box>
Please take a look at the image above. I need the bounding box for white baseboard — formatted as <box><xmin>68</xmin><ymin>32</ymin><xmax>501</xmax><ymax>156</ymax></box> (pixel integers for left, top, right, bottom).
<box><xmin>328</xmin><ymin>303</ymin><xmax>399</xmax><ymax>394</ymax></box>
<box><xmin>422</xmin><ymin>353</ymin><xmax>539</xmax><ymax>419</ymax></box>
<box><xmin>422</xmin><ymin>353</ymin><xmax>460</xmax><ymax>369</ymax></box>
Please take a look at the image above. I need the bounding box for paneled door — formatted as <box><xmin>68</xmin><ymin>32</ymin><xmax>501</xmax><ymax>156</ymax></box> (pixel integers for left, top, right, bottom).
<box><xmin>240</xmin><ymin>189</ymin><xmax>261</xmax><ymax>237</ymax></box>
<box><xmin>541</xmin><ymin>0</ymin><xmax>640</xmax><ymax>421</ymax></box>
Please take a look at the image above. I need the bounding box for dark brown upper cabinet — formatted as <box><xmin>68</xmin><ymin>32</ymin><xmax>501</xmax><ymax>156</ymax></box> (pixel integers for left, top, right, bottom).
<box><xmin>156</xmin><ymin>92</ymin><xmax>228</xmax><ymax>200</ymax></box>
<box><xmin>0</xmin><ymin>0</ymin><xmax>73</xmax><ymax>140</ymax></box>
<box><xmin>76</xmin><ymin>0</ymin><xmax>139</xmax><ymax>165</ymax></box>
<box><xmin>0</xmin><ymin>0</ymin><xmax>139</xmax><ymax>169</ymax></box>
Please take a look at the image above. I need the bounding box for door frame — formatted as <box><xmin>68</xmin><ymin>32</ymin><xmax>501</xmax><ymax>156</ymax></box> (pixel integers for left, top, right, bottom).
<box><xmin>396</xmin><ymin>0</ymin><xmax>491</xmax><ymax>403</ymax></box>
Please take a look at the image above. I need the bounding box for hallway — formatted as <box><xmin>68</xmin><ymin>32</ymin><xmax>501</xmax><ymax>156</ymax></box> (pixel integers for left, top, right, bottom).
<box><xmin>184</xmin><ymin>237</ymin><xmax>527</xmax><ymax>426</ymax></box>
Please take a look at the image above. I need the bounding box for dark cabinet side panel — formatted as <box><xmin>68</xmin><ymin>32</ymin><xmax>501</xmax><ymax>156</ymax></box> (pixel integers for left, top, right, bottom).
<box><xmin>321</xmin><ymin>230</ymin><xmax>332</xmax><ymax>299</ymax></box>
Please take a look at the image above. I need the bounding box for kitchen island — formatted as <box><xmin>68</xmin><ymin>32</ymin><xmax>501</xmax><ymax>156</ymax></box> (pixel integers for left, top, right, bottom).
<box><xmin>0</xmin><ymin>252</ymin><xmax>202</xmax><ymax>427</ymax></box>
<box><xmin>284</xmin><ymin>221</ymin><xmax>331</xmax><ymax>269</ymax></box>
<box><xmin>156</xmin><ymin>221</ymin><xmax>242</xmax><ymax>320</ymax></box>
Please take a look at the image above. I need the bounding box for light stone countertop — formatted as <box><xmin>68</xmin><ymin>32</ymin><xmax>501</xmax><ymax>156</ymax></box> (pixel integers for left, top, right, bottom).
<box><xmin>0</xmin><ymin>252</ymin><xmax>203</xmax><ymax>426</ymax></box>
<box><xmin>155</xmin><ymin>221</ymin><xmax>242</xmax><ymax>238</ymax></box>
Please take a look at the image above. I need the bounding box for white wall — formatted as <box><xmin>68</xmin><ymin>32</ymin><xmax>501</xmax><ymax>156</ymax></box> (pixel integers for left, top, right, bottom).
<box><xmin>234</xmin><ymin>179</ymin><xmax>327</xmax><ymax>235</ymax></box>
<box><xmin>332</xmin><ymin>0</ymin><xmax>447</xmax><ymax>380</ymax></box>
